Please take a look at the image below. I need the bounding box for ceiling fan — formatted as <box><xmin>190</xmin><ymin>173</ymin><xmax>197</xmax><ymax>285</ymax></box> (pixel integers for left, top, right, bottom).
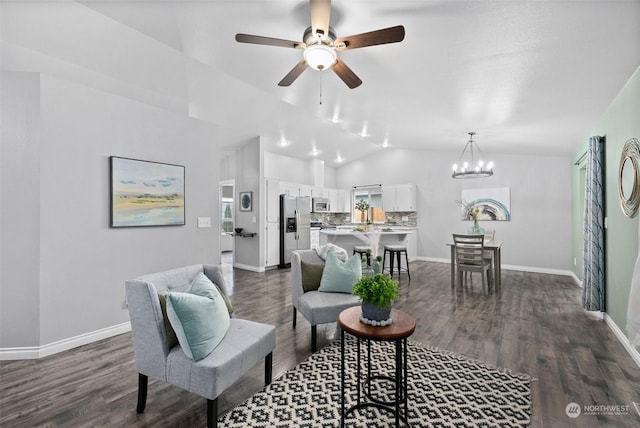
<box><xmin>235</xmin><ymin>0</ymin><xmax>405</xmax><ymax>89</ymax></box>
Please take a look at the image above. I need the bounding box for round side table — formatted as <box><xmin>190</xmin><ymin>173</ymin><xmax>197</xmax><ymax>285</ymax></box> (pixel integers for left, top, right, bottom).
<box><xmin>338</xmin><ymin>306</ymin><xmax>416</xmax><ymax>427</ymax></box>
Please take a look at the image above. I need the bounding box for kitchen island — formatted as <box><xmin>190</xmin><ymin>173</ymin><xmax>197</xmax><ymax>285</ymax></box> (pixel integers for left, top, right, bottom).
<box><xmin>319</xmin><ymin>228</ymin><xmax>416</xmax><ymax>260</ymax></box>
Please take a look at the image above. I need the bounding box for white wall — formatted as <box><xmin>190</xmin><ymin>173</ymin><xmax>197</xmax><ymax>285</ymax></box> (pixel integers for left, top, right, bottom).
<box><xmin>1</xmin><ymin>72</ymin><xmax>42</xmax><ymax>348</ymax></box>
<box><xmin>1</xmin><ymin>72</ymin><xmax>221</xmax><ymax>351</ymax></box>
<box><xmin>335</xmin><ymin>148</ymin><xmax>573</xmax><ymax>271</ymax></box>
<box><xmin>264</xmin><ymin>151</ymin><xmax>337</xmax><ymax>188</ymax></box>
<box><xmin>233</xmin><ymin>138</ymin><xmax>263</xmax><ymax>270</ymax></box>
<box><xmin>264</xmin><ymin>151</ymin><xmax>308</xmax><ymax>183</ymax></box>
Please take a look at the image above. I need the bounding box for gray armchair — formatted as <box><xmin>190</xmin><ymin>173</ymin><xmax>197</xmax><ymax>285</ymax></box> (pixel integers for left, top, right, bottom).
<box><xmin>291</xmin><ymin>250</ymin><xmax>360</xmax><ymax>352</ymax></box>
<box><xmin>125</xmin><ymin>264</ymin><xmax>276</xmax><ymax>428</ymax></box>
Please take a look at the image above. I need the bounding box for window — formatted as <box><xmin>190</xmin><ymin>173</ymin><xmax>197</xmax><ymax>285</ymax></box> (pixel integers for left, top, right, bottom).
<box><xmin>353</xmin><ymin>186</ymin><xmax>385</xmax><ymax>223</ymax></box>
<box><xmin>221</xmin><ymin>185</ymin><xmax>234</xmax><ymax>232</ymax></box>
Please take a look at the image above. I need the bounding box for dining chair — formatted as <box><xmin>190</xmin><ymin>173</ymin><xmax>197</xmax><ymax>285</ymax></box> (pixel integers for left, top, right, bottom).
<box><xmin>483</xmin><ymin>230</ymin><xmax>495</xmax><ymax>262</ymax></box>
<box><xmin>452</xmin><ymin>234</ymin><xmax>493</xmax><ymax>292</ymax></box>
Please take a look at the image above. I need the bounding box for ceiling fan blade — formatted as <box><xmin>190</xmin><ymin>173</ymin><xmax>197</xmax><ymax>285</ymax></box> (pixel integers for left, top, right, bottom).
<box><xmin>331</xmin><ymin>58</ymin><xmax>362</xmax><ymax>89</ymax></box>
<box><xmin>336</xmin><ymin>25</ymin><xmax>405</xmax><ymax>50</ymax></box>
<box><xmin>278</xmin><ymin>60</ymin><xmax>309</xmax><ymax>86</ymax></box>
<box><xmin>235</xmin><ymin>33</ymin><xmax>303</xmax><ymax>49</ymax></box>
<box><xmin>310</xmin><ymin>0</ymin><xmax>331</xmax><ymax>37</ymax></box>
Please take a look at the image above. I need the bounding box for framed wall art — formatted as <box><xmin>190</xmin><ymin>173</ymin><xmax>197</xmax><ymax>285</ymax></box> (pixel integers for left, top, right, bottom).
<box><xmin>110</xmin><ymin>156</ymin><xmax>185</xmax><ymax>227</ymax></box>
<box><xmin>460</xmin><ymin>187</ymin><xmax>511</xmax><ymax>221</ymax></box>
<box><xmin>618</xmin><ymin>138</ymin><xmax>640</xmax><ymax>218</ymax></box>
<box><xmin>239</xmin><ymin>191</ymin><xmax>253</xmax><ymax>211</ymax></box>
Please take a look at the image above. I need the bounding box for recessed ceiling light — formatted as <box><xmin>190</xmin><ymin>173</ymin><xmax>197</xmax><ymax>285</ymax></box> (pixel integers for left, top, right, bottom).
<box><xmin>359</xmin><ymin>122</ymin><xmax>369</xmax><ymax>137</ymax></box>
<box><xmin>330</xmin><ymin>106</ymin><xmax>342</xmax><ymax>123</ymax></box>
<box><xmin>278</xmin><ymin>138</ymin><xmax>290</xmax><ymax>147</ymax></box>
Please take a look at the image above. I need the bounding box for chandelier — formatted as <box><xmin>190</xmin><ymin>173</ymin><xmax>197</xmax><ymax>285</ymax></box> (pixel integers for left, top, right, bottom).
<box><xmin>451</xmin><ymin>132</ymin><xmax>494</xmax><ymax>179</ymax></box>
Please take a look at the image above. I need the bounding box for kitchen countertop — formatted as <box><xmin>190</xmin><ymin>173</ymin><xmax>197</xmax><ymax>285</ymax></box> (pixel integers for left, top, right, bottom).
<box><xmin>320</xmin><ymin>228</ymin><xmax>415</xmax><ymax>235</ymax></box>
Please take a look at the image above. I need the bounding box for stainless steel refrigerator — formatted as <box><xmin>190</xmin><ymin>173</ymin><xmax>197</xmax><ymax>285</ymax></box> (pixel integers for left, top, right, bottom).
<box><xmin>279</xmin><ymin>195</ymin><xmax>311</xmax><ymax>267</ymax></box>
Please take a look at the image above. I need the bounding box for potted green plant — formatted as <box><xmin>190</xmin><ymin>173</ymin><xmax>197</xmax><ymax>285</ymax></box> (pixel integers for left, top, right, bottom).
<box><xmin>372</xmin><ymin>255</ymin><xmax>382</xmax><ymax>274</ymax></box>
<box><xmin>352</xmin><ymin>273</ymin><xmax>399</xmax><ymax>325</ymax></box>
<box><xmin>354</xmin><ymin>199</ymin><xmax>370</xmax><ymax>223</ymax></box>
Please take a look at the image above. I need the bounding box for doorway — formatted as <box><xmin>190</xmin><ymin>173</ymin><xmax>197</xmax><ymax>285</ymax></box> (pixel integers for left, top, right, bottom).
<box><xmin>220</xmin><ymin>181</ymin><xmax>235</xmax><ymax>265</ymax></box>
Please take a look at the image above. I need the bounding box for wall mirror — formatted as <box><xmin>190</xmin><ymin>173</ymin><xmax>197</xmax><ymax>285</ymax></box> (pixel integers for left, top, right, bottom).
<box><xmin>618</xmin><ymin>138</ymin><xmax>640</xmax><ymax>218</ymax></box>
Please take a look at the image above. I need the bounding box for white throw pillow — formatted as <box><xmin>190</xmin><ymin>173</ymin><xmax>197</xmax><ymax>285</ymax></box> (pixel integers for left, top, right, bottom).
<box><xmin>315</xmin><ymin>243</ymin><xmax>348</xmax><ymax>262</ymax></box>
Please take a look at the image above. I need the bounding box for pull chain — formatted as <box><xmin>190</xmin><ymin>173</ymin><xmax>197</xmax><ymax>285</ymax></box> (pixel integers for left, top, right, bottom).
<box><xmin>319</xmin><ymin>73</ymin><xmax>323</xmax><ymax>105</ymax></box>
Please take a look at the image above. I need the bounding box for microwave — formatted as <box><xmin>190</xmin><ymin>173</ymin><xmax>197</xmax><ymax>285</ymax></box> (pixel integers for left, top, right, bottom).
<box><xmin>312</xmin><ymin>197</ymin><xmax>330</xmax><ymax>212</ymax></box>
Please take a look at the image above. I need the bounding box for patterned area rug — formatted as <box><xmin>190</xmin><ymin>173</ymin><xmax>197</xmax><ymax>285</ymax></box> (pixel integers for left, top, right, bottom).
<box><xmin>219</xmin><ymin>337</ymin><xmax>531</xmax><ymax>427</ymax></box>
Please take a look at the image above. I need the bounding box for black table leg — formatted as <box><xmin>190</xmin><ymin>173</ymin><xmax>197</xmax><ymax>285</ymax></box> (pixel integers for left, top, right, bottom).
<box><xmin>403</xmin><ymin>338</ymin><xmax>408</xmax><ymax>419</ymax></box>
<box><xmin>367</xmin><ymin>340</ymin><xmax>371</xmax><ymax>397</ymax></box>
<box><xmin>356</xmin><ymin>337</ymin><xmax>361</xmax><ymax>407</ymax></box>
<box><xmin>395</xmin><ymin>339</ymin><xmax>401</xmax><ymax>427</ymax></box>
<box><xmin>340</xmin><ymin>329</ymin><xmax>345</xmax><ymax>428</ymax></box>
<box><xmin>341</xmin><ymin>335</ymin><xmax>412</xmax><ymax>427</ymax></box>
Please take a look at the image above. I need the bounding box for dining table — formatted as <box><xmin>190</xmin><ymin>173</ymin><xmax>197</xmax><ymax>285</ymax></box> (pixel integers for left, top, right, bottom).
<box><xmin>446</xmin><ymin>239</ymin><xmax>503</xmax><ymax>289</ymax></box>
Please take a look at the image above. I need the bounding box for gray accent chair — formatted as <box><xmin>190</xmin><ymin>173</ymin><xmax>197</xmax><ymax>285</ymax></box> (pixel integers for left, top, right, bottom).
<box><xmin>291</xmin><ymin>250</ymin><xmax>360</xmax><ymax>352</ymax></box>
<box><xmin>125</xmin><ymin>264</ymin><xmax>276</xmax><ymax>428</ymax></box>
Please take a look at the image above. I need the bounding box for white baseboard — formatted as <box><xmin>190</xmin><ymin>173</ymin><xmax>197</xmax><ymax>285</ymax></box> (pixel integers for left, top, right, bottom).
<box><xmin>604</xmin><ymin>314</ymin><xmax>640</xmax><ymax>369</ymax></box>
<box><xmin>233</xmin><ymin>263</ymin><xmax>265</xmax><ymax>273</ymax></box>
<box><xmin>418</xmin><ymin>256</ymin><xmax>450</xmax><ymax>264</ymax></box>
<box><xmin>416</xmin><ymin>257</ymin><xmax>575</xmax><ymax>277</ymax></box>
<box><xmin>570</xmin><ymin>271</ymin><xmax>583</xmax><ymax>287</ymax></box>
<box><xmin>0</xmin><ymin>322</ymin><xmax>131</xmax><ymax>361</ymax></box>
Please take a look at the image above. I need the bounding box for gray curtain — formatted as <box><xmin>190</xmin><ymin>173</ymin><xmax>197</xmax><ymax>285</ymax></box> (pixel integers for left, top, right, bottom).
<box><xmin>582</xmin><ymin>135</ymin><xmax>605</xmax><ymax>311</ymax></box>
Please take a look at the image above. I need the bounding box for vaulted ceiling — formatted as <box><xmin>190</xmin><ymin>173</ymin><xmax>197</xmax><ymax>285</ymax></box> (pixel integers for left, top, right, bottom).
<box><xmin>2</xmin><ymin>1</ymin><xmax>639</xmax><ymax>166</ymax></box>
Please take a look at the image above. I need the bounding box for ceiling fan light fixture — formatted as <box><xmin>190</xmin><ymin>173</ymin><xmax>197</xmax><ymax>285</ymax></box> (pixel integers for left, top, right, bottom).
<box><xmin>304</xmin><ymin>44</ymin><xmax>337</xmax><ymax>71</ymax></box>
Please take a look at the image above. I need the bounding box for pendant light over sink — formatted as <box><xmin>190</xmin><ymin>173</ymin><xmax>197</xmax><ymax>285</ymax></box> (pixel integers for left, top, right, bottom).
<box><xmin>452</xmin><ymin>132</ymin><xmax>494</xmax><ymax>179</ymax></box>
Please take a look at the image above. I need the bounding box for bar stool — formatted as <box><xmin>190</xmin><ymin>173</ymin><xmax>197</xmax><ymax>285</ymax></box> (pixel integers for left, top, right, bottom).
<box><xmin>353</xmin><ymin>245</ymin><xmax>372</xmax><ymax>265</ymax></box>
<box><xmin>382</xmin><ymin>245</ymin><xmax>410</xmax><ymax>279</ymax></box>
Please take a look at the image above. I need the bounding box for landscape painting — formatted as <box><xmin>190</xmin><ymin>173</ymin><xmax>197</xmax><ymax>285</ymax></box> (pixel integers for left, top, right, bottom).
<box><xmin>110</xmin><ymin>156</ymin><xmax>185</xmax><ymax>227</ymax></box>
<box><xmin>461</xmin><ymin>187</ymin><xmax>511</xmax><ymax>221</ymax></box>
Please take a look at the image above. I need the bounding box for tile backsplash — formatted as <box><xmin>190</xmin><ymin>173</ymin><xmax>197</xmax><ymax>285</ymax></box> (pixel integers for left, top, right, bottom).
<box><xmin>312</xmin><ymin>211</ymin><xmax>417</xmax><ymax>227</ymax></box>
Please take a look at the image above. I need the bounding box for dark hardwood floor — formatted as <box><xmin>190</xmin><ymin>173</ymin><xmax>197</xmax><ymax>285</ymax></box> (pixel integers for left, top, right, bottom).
<box><xmin>2</xmin><ymin>255</ymin><xmax>639</xmax><ymax>427</ymax></box>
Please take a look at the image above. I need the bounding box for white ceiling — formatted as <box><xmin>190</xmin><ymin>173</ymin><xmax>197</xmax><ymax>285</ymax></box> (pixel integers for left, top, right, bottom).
<box><xmin>2</xmin><ymin>0</ymin><xmax>639</xmax><ymax>166</ymax></box>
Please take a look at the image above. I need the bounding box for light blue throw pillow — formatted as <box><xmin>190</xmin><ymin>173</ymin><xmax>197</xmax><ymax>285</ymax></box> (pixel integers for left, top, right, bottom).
<box><xmin>189</xmin><ymin>272</ymin><xmax>234</xmax><ymax>315</ymax></box>
<box><xmin>318</xmin><ymin>251</ymin><xmax>362</xmax><ymax>294</ymax></box>
<box><xmin>166</xmin><ymin>278</ymin><xmax>231</xmax><ymax>361</ymax></box>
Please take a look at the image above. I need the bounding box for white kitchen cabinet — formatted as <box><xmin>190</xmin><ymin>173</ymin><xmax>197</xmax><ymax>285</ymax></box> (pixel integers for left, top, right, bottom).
<box><xmin>265</xmin><ymin>222</ymin><xmax>280</xmax><ymax>267</ymax></box>
<box><xmin>337</xmin><ymin>189</ymin><xmax>351</xmax><ymax>213</ymax></box>
<box><xmin>310</xmin><ymin>228</ymin><xmax>320</xmax><ymax>250</ymax></box>
<box><xmin>327</xmin><ymin>188</ymin><xmax>338</xmax><ymax>212</ymax></box>
<box><xmin>266</xmin><ymin>179</ymin><xmax>281</xmax><ymax>223</ymax></box>
<box><xmin>382</xmin><ymin>186</ymin><xmax>396</xmax><ymax>212</ymax></box>
<box><xmin>383</xmin><ymin>184</ymin><xmax>416</xmax><ymax>212</ymax></box>
<box><xmin>396</xmin><ymin>184</ymin><xmax>416</xmax><ymax>211</ymax></box>
<box><xmin>299</xmin><ymin>185</ymin><xmax>312</xmax><ymax>197</ymax></box>
<box><xmin>312</xmin><ymin>187</ymin><xmax>326</xmax><ymax>198</ymax></box>
<box><xmin>279</xmin><ymin>181</ymin><xmax>298</xmax><ymax>196</ymax></box>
